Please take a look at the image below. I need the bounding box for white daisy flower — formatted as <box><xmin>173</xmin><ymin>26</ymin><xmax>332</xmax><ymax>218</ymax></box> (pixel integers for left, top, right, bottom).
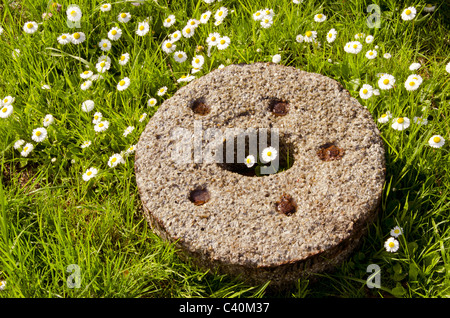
<box><xmin>173</xmin><ymin>51</ymin><xmax>187</xmax><ymax>63</ymax></box>
<box><xmin>147</xmin><ymin>98</ymin><xmax>157</xmax><ymax>107</ymax></box>
<box><xmin>326</xmin><ymin>28</ymin><xmax>337</xmax><ymax>43</ymax></box>
<box><xmin>391</xmin><ymin>117</ymin><xmax>410</xmax><ymax>131</ymax></box>
<box><xmin>365</xmin><ymin>50</ymin><xmax>377</xmax><ymax>59</ymax></box>
<box><xmin>94</xmin><ymin>120</ymin><xmax>109</xmax><ymax>133</ymax></box>
<box><xmin>157</xmin><ymin>86</ymin><xmax>167</xmax><ymax>96</ymax></box>
<box><xmin>163</xmin><ymin>14</ymin><xmax>176</xmax><ymax>28</ymax></box>
<box><xmin>365</xmin><ymin>35</ymin><xmax>374</xmax><ymax>43</ymax></box>
<box><xmin>161</xmin><ymin>40</ymin><xmax>176</xmax><ymax>54</ymax></box>
<box><xmin>191</xmin><ymin>55</ymin><xmax>205</xmax><ymax>69</ymax></box>
<box><xmin>304</xmin><ymin>30</ymin><xmax>317</xmax><ymax>42</ymax></box>
<box><xmin>2</xmin><ymin>96</ymin><xmax>14</xmax><ymax>106</ymax></box>
<box><xmin>413</xmin><ymin>116</ymin><xmax>428</xmax><ymax>125</ymax></box>
<box><xmin>23</xmin><ymin>21</ymin><xmax>38</xmax><ymax>34</ymax></box>
<box><xmin>407</xmin><ymin>74</ymin><xmax>423</xmax><ymax>86</ymax></box>
<box><xmin>80</xmin><ymin>70</ymin><xmax>93</xmax><ymax>79</ymax></box>
<box><xmin>217</xmin><ymin>36</ymin><xmax>231</xmax><ymax>50</ymax></box>
<box><xmin>404</xmin><ymin>77</ymin><xmax>420</xmax><ymax>91</ymax></box>
<box><xmin>12</xmin><ymin>49</ymin><xmax>20</xmax><ymax>59</ymax></box>
<box><xmin>108</xmin><ymin>27</ymin><xmax>122</xmax><ymax>41</ymax></box>
<box><xmin>261</xmin><ymin>146</ymin><xmax>278</xmax><ymax>163</ymax></box>
<box><xmin>428</xmin><ymin>135</ymin><xmax>445</xmax><ymax>148</ymax></box>
<box><xmin>100</xmin><ymin>3</ymin><xmax>111</xmax><ymax>12</ymax></box>
<box><xmin>296</xmin><ymin>34</ymin><xmax>304</xmax><ymax>43</ymax></box>
<box><xmin>0</xmin><ymin>26</ymin><xmax>3</xmax><ymax>35</ymax></box>
<box><xmin>200</xmin><ymin>11</ymin><xmax>212</xmax><ymax>24</ymax></box>
<box><xmin>117</xmin><ymin>77</ymin><xmax>131</xmax><ymax>91</ymax></box>
<box><xmin>186</xmin><ymin>18</ymin><xmax>200</xmax><ymax>29</ymax></box>
<box><xmin>92</xmin><ymin>112</ymin><xmax>102</xmax><ymax>124</ymax></box>
<box><xmin>206</xmin><ymin>32</ymin><xmax>220</xmax><ymax>46</ymax></box>
<box><xmin>82</xmin><ymin>167</ymin><xmax>98</xmax><ymax>181</ymax></box>
<box><xmin>245</xmin><ymin>155</ymin><xmax>256</xmax><ymax>168</ymax></box>
<box><xmin>118</xmin><ymin>12</ymin><xmax>131</xmax><ymax>23</ymax></box>
<box><xmin>354</xmin><ymin>32</ymin><xmax>366</xmax><ymax>39</ymax></box>
<box><xmin>260</xmin><ymin>16</ymin><xmax>273</xmax><ymax>28</ymax></box>
<box><xmin>123</xmin><ymin>126</ymin><xmax>135</xmax><ymax>137</ymax></box>
<box><xmin>390</xmin><ymin>226</ymin><xmax>403</xmax><ymax>238</ymax></box>
<box><xmin>253</xmin><ymin>10</ymin><xmax>264</xmax><ymax>21</ymax></box>
<box><xmin>383</xmin><ymin>53</ymin><xmax>392</xmax><ymax>59</ymax></box>
<box><xmin>80</xmin><ymin>80</ymin><xmax>93</xmax><ymax>90</ymax></box>
<box><xmin>262</xmin><ymin>8</ymin><xmax>275</xmax><ymax>17</ymax></box>
<box><xmin>177</xmin><ymin>74</ymin><xmax>196</xmax><ymax>83</ymax></box>
<box><xmin>409</xmin><ymin>62</ymin><xmax>421</xmax><ymax>71</ymax></box>
<box><xmin>378</xmin><ymin>111</ymin><xmax>392</xmax><ymax>124</ymax></box>
<box><xmin>71</xmin><ymin>32</ymin><xmax>86</xmax><ymax>44</ymax></box>
<box><xmin>81</xmin><ymin>100</ymin><xmax>95</xmax><ymax>112</ymax></box>
<box><xmin>272</xmin><ymin>54</ymin><xmax>281</xmax><ymax>64</ymax></box>
<box><xmin>108</xmin><ymin>153</ymin><xmax>125</xmax><ymax>168</ymax></box>
<box><xmin>136</xmin><ymin>21</ymin><xmax>149</xmax><ymax>36</ymax></box>
<box><xmin>99</xmin><ymin>39</ymin><xmax>112</xmax><ymax>51</ymax></box>
<box><xmin>191</xmin><ymin>67</ymin><xmax>202</xmax><ymax>74</ymax></box>
<box><xmin>20</xmin><ymin>143</ymin><xmax>34</xmax><ymax>157</ymax></box>
<box><xmin>41</xmin><ymin>84</ymin><xmax>51</xmax><ymax>90</ymax></box>
<box><xmin>0</xmin><ymin>105</ymin><xmax>13</xmax><ymax>118</ymax></box>
<box><xmin>67</xmin><ymin>5</ymin><xmax>82</xmax><ymax>22</ymax></box>
<box><xmin>57</xmin><ymin>33</ymin><xmax>71</xmax><ymax>45</ymax></box>
<box><xmin>314</xmin><ymin>13</ymin><xmax>326</xmax><ymax>22</ymax></box>
<box><xmin>139</xmin><ymin>113</ymin><xmax>147</xmax><ymax>122</ymax></box>
<box><xmin>14</xmin><ymin>139</ymin><xmax>25</xmax><ymax>150</ymax></box>
<box><xmin>384</xmin><ymin>237</ymin><xmax>399</xmax><ymax>253</ymax></box>
<box><xmin>359</xmin><ymin>84</ymin><xmax>374</xmax><ymax>99</ymax></box>
<box><xmin>423</xmin><ymin>4</ymin><xmax>436</xmax><ymax>13</ymax></box>
<box><xmin>119</xmin><ymin>53</ymin><xmax>130</xmax><ymax>65</ymax></box>
<box><xmin>344</xmin><ymin>41</ymin><xmax>363</xmax><ymax>54</ymax></box>
<box><xmin>81</xmin><ymin>140</ymin><xmax>92</xmax><ymax>148</ymax></box>
<box><xmin>214</xmin><ymin>7</ymin><xmax>228</xmax><ymax>21</ymax></box>
<box><xmin>98</xmin><ymin>55</ymin><xmax>111</xmax><ymax>64</ymax></box>
<box><xmin>124</xmin><ymin>144</ymin><xmax>137</xmax><ymax>155</ymax></box>
<box><xmin>96</xmin><ymin>60</ymin><xmax>111</xmax><ymax>73</ymax></box>
<box><xmin>43</xmin><ymin>114</ymin><xmax>54</xmax><ymax>127</ymax></box>
<box><xmin>401</xmin><ymin>7</ymin><xmax>416</xmax><ymax>21</ymax></box>
<box><xmin>31</xmin><ymin>127</ymin><xmax>48</xmax><ymax>143</ymax></box>
<box><xmin>182</xmin><ymin>25</ymin><xmax>195</xmax><ymax>38</ymax></box>
<box><xmin>378</xmin><ymin>74</ymin><xmax>395</xmax><ymax>90</ymax></box>
<box><xmin>169</xmin><ymin>30</ymin><xmax>182</xmax><ymax>42</ymax></box>
<box><xmin>446</xmin><ymin>62</ymin><xmax>450</xmax><ymax>74</ymax></box>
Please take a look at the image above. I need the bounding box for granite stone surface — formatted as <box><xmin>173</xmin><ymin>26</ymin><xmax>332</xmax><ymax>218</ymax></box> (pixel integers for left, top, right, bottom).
<box><xmin>135</xmin><ymin>62</ymin><xmax>386</xmax><ymax>289</ymax></box>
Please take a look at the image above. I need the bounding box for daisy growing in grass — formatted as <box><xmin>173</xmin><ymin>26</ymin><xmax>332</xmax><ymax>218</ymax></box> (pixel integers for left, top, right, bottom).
<box><xmin>148</xmin><ymin>98</ymin><xmax>157</xmax><ymax>107</ymax></box>
<box><xmin>119</xmin><ymin>53</ymin><xmax>130</xmax><ymax>66</ymax></box>
<box><xmin>118</xmin><ymin>12</ymin><xmax>131</xmax><ymax>23</ymax></box>
<box><xmin>82</xmin><ymin>167</ymin><xmax>98</xmax><ymax>181</ymax></box>
<box><xmin>67</xmin><ymin>5</ymin><xmax>82</xmax><ymax>22</ymax></box>
<box><xmin>163</xmin><ymin>14</ymin><xmax>176</xmax><ymax>28</ymax></box>
<box><xmin>23</xmin><ymin>21</ymin><xmax>38</xmax><ymax>34</ymax></box>
<box><xmin>359</xmin><ymin>84</ymin><xmax>374</xmax><ymax>99</ymax></box>
<box><xmin>401</xmin><ymin>7</ymin><xmax>416</xmax><ymax>21</ymax></box>
<box><xmin>117</xmin><ymin>77</ymin><xmax>131</xmax><ymax>91</ymax></box>
<box><xmin>0</xmin><ymin>105</ymin><xmax>13</xmax><ymax>118</ymax></box>
<box><xmin>31</xmin><ymin>127</ymin><xmax>47</xmax><ymax>143</ymax></box>
<box><xmin>108</xmin><ymin>27</ymin><xmax>122</xmax><ymax>41</ymax></box>
<box><xmin>314</xmin><ymin>13</ymin><xmax>326</xmax><ymax>22</ymax></box>
<box><xmin>384</xmin><ymin>237</ymin><xmax>399</xmax><ymax>252</ymax></box>
<box><xmin>136</xmin><ymin>21</ymin><xmax>149</xmax><ymax>36</ymax></box>
<box><xmin>94</xmin><ymin>120</ymin><xmax>109</xmax><ymax>133</ymax></box>
<box><xmin>71</xmin><ymin>32</ymin><xmax>86</xmax><ymax>44</ymax></box>
<box><xmin>391</xmin><ymin>117</ymin><xmax>410</xmax><ymax>131</ymax></box>
<box><xmin>20</xmin><ymin>143</ymin><xmax>34</xmax><ymax>157</ymax></box>
<box><xmin>303</xmin><ymin>30</ymin><xmax>317</xmax><ymax>42</ymax></box>
<box><xmin>108</xmin><ymin>153</ymin><xmax>125</xmax><ymax>168</ymax></box>
<box><xmin>326</xmin><ymin>28</ymin><xmax>337</xmax><ymax>43</ymax></box>
<box><xmin>428</xmin><ymin>135</ymin><xmax>445</xmax><ymax>148</ymax></box>
<box><xmin>378</xmin><ymin>74</ymin><xmax>395</xmax><ymax>90</ymax></box>
<box><xmin>378</xmin><ymin>112</ymin><xmax>392</xmax><ymax>124</ymax></box>
<box><xmin>173</xmin><ymin>51</ymin><xmax>187</xmax><ymax>63</ymax></box>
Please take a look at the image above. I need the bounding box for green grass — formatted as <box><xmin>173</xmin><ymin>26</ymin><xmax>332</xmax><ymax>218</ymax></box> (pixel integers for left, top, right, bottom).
<box><xmin>0</xmin><ymin>0</ymin><xmax>449</xmax><ymax>298</ymax></box>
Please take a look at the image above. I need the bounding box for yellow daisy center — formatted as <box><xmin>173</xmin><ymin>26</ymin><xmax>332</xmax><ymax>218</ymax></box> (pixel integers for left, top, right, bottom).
<box><xmin>328</xmin><ymin>33</ymin><xmax>332</xmax><ymax>38</ymax></box>
<box><xmin>166</xmin><ymin>18</ymin><xmax>171</xmax><ymax>23</ymax></box>
<box><xmin>220</xmin><ymin>39</ymin><xmax>226</xmax><ymax>45</ymax></box>
<box><xmin>305</xmin><ymin>31</ymin><xmax>312</xmax><ymax>37</ymax></box>
<box><xmin>267</xmin><ymin>151</ymin><xmax>272</xmax><ymax>157</ymax></box>
<box><xmin>159</xmin><ymin>88</ymin><xmax>165</xmax><ymax>93</ymax></box>
<box><xmin>405</xmin><ymin>9</ymin><xmax>411</xmax><ymax>15</ymax></box>
<box><xmin>120</xmin><ymin>55</ymin><xmax>126</xmax><ymax>61</ymax></box>
<box><xmin>353</xmin><ymin>44</ymin><xmax>358</xmax><ymax>49</ymax></box>
<box><xmin>99</xmin><ymin>123</ymin><xmax>104</xmax><ymax>127</ymax></box>
<box><xmin>139</xmin><ymin>25</ymin><xmax>145</xmax><ymax>31</ymax></box>
<box><xmin>103</xmin><ymin>4</ymin><xmax>108</xmax><ymax>8</ymax></box>
<box><xmin>433</xmin><ymin>136</ymin><xmax>441</xmax><ymax>143</ymax></box>
<box><xmin>317</xmin><ymin>14</ymin><xmax>323</xmax><ymax>19</ymax></box>
<box><xmin>369</xmin><ymin>52</ymin><xmax>374</xmax><ymax>55</ymax></box>
<box><xmin>73</xmin><ymin>32</ymin><xmax>80</xmax><ymax>39</ymax></box>
<box><xmin>381</xmin><ymin>114</ymin><xmax>387</xmax><ymax>118</ymax></box>
<box><xmin>409</xmin><ymin>81</ymin><xmax>416</xmax><ymax>86</ymax></box>
<box><xmin>27</xmin><ymin>23</ymin><xmax>34</xmax><ymax>29</ymax></box>
<box><xmin>190</xmin><ymin>21</ymin><xmax>195</xmax><ymax>25</ymax></box>
<box><xmin>1</xmin><ymin>108</ymin><xmax>7</xmax><ymax>113</ymax></box>
<box><xmin>4</xmin><ymin>99</ymin><xmax>8</xmax><ymax>103</ymax></box>
<box><xmin>211</xmin><ymin>36</ymin><xmax>216</xmax><ymax>41</ymax></box>
<box><xmin>397</xmin><ymin>118</ymin><xmax>404</xmax><ymax>124</ymax></box>
<box><xmin>61</xmin><ymin>35</ymin><xmax>67</xmax><ymax>39</ymax></box>
<box><xmin>94</xmin><ymin>115</ymin><xmax>98</xmax><ymax>120</ymax></box>
<box><xmin>121</xmin><ymin>13</ymin><xmax>127</xmax><ymax>18</ymax></box>
<box><xmin>383</xmin><ymin>79</ymin><xmax>390</xmax><ymax>85</ymax></box>
<box><xmin>112</xmin><ymin>30</ymin><xmax>117</xmax><ymax>35</ymax></box>
<box><xmin>70</xmin><ymin>10</ymin><xmax>76</xmax><ymax>16</ymax></box>
<box><xmin>256</xmin><ymin>12</ymin><xmax>260</xmax><ymax>16</ymax></box>
<box><xmin>100</xmin><ymin>61</ymin><xmax>106</xmax><ymax>67</ymax></box>
<box><xmin>36</xmin><ymin>131</ymin><xmax>41</xmax><ymax>136</ymax></box>
<box><xmin>362</xmin><ymin>89</ymin><xmax>368</xmax><ymax>94</ymax></box>
<box><xmin>103</xmin><ymin>43</ymin><xmax>108</xmax><ymax>47</ymax></box>
<box><xmin>218</xmin><ymin>11</ymin><xmax>223</xmax><ymax>16</ymax></box>
<box><xmin>195</xmin><ymin>58</ymin><xmax>200</xmax><ymax>64</ymax></box>
<box><xmin>166</xmin><ymin>42</ymin><xmax>172</xmax><ymax>48</ymax></box>
<box><xmin>186</xmin><ymin>28</ymin><xmax>191</xmax><ymax>34</ymax></box>
<box><xmin>178</xmin><ymin>54</ymin><xmax>183</xmax><ymax>58</ymax></box>
<box><xmin>389</xmin><ymin>242</ymin><xmax>395</xmax><ymax>248</ymax></box>
<box><xmin>83</xmin><ymin>71</ymin><xmax>89</xmax><ymax>74</ymax></box>
<box><xmin>24</xmin><ymin>147</ymin><xmax>28</xmax><ymax>151</ymax></box>
<box><xmin>112</xmin><ymin>157</ymin><xmax>117</xmax><ymax>163</ymax></box>
<box><xmin>119</xmin><ymin>80</ymin><xmax>126</xmax><ymax>86</ymax></box>
<box><xmin>87</xmin><ymin>171</ymin><xmax>92</xmax><ymax>176</ymax></box>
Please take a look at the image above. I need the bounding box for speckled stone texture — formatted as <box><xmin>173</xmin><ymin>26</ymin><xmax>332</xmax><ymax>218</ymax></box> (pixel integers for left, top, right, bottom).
<box><xmin>135</xmin><ymin>62</ymin><xmax>385</xmax><ymax>290</ymax></box>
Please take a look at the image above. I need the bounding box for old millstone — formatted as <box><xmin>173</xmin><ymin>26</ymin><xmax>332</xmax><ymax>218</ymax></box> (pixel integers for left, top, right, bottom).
<box><xmin>135</xmin><ymin>63</ymin><xmax>385</xmax><ymax>289</ymax></box>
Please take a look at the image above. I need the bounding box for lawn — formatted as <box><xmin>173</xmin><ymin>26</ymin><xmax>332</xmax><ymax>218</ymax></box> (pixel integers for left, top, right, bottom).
<box><xmin>0</xmin><ymin>0</ymin><xmax>449</xmax><ymax>298</ymax></box>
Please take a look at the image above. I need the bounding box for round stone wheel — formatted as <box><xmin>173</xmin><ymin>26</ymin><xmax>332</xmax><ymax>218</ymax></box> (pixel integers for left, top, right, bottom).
<box><xmin>135</xmin><ymin>63</ymin><xmax>385</xmax><ymax>289</ymax></box>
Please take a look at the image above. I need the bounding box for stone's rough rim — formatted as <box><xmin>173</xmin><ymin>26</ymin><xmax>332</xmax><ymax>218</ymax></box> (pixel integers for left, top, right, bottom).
<box><xmin>135</xmin><ymin>62</ymin><xmax>386</xmax><ymax>288</ymax></box>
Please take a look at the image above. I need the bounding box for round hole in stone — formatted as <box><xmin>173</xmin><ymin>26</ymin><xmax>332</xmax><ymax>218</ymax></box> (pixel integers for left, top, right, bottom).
<box><xmin>268</xmin><ymin>98</ymin><xmax>289</xmax><ymax>116</ymax></box>
<box><xmin>275</xmin><ymin>194</ymin><xmax>297</xmax><ymax>216</ymax></box>
<box><xmin>216</xmin><ymin>129</ymin><xmax>295</xmax><ymax>177</ymax></box>
<box><xmin>188</xmin><ymin>186</ymin><xmax>210</xmax><ymax>205</ymax></box>
<box><xmin>190</xmin><ymin>97</ymin><xmax>211</xmax><ymax>116</ymax></box>
<box><xmin>317</xmin><ymin>142</ymin><xmax>344</xmax><ymax>161</ymax></box>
